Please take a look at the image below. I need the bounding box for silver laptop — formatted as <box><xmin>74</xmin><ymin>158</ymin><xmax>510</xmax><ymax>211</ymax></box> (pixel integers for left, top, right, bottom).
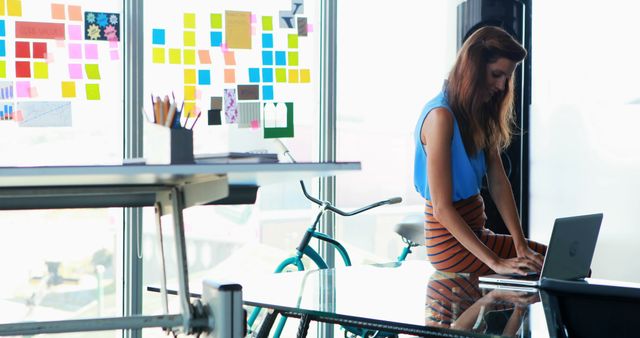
<box><xmin>478</xmin><ymin>213</ymin><xmax>603</xmax><ymax>287</ymax></box>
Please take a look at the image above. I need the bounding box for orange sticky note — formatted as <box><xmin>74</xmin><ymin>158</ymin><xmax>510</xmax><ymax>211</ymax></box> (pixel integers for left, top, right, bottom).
<box><xmin>68</xmin><ymin>5</ymin><xmax>82</xmax><ymax>21</ymax></box>
<box><xmin>223</xmin><ymin>51</ymin><xmax>236</xmax><ymax>65</ymax></box>
<box><xmin>198</xmin><ymin>50</ymin><xmax>211</xmax><ymax>64</ymax></box>
<box><xmin>51</xmin><ymin>3</ymin><xmax>65</xmax><ymax>19</ymax></box>
<box><xmin>224</xmin><ymin>69</ymin><xmax>236</xmax><ymax>83</ymax></box>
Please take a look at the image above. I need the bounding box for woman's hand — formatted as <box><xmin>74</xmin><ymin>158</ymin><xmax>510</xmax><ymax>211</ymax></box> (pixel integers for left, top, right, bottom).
<box><xmin>515</xmin><ymin>245</ymin><xmax>544</xmax><ymax>271</ymax></box>
<box><xmin>490</xmin><ymin>256</ymin><xmax>540</xmax><ymax>276</ymax></box>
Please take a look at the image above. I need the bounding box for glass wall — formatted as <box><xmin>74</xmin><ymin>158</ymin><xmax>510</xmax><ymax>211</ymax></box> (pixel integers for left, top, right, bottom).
<box><xmin>0</xmin><ymin>0</ymin><xmax>124</xmax><ymax>336</ymax></box>
<box><xmin>531</xmin><ymin>1</ymin><xmax>640</xmax><ymax>282</ymax></box>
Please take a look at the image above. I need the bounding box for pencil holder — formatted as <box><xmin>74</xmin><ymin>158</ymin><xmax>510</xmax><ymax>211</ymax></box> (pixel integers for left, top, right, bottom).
<box><xmin>144</xmin><ymin>120</ymin><xmax>194</xmax><ymax>165</ymax></box>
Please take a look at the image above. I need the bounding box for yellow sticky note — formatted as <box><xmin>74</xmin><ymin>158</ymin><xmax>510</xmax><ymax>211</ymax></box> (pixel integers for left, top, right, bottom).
<box><xmin>184</xmin><ymin>13</ymin><xmax>196</xmax><ymax>29</ymax></box>
<box><xmin>210</xmin><ymin>13</ymin><xmax>222</xmax><ymax>29</ymax></box>
<box><xmin>61</xmin><ymin>81</ymin><xmax>76</xmax><ymax>98</ymax></box>
<box><xmin>152</xmin><ymin>48</ymin><xmax>165</xmax><ymax>64</ymax></box>
<box><xmin>225</xmin><ymin>11</ymin><xmax>251</xmax><ymax>49</ymax></box>
<box><xmin>183</xmin><ymin>31</ymin><xmax>196</xmax><ymax>47</ymax></box>
<box><xmin>0</xmin><ymin>61</ymin><xmax>6</xmax><ymax>78</ymax></box>
<box><xmin>184</xmin><ymin>69</ymin><xmax>196</xmax><ymax>84</ymax></box>
<box><xmin>300</xmin><ymin>69</ymin><xmax>310</xmax><ymax>83</ymax></box>
<box><xmin>183</xmin><ymin>49</ymin><xmax>196</xmax><ymax>65</ymax></box>
<box><xmin>0</xmin><ymin>1</ymin><xmax>5</xmax><ymax>16</ymax></box>
<box><xmin>224</xmin><ymin>69</ymin><xmax>235</xmax><ymax>83</ymax></box>
<box><xmin>33</xmin><ymin>62</ymin><xmax>49</xmax><ymax>79</ymax></box>
<box><xmin>7</xmin><ymin>0</ymin><xmax>22</xmax><ymax>17</ymax></box>
<box><xmin>85</xmin><ymin>64</ymin><xmax>100</xmax><ymax>80</ymax></box>
<box><xmin>184</xmin><ymin>86</ymin><xmax>196</xmax><ymax>101</ymax></box>
<box><xmin>86</xmin><ymin>83</ymin><xmax>100</xmax><ymax>100</ymax></box>
<box><xmin>262</xmin><ymin>16</ymin><xmax>273</xmax><ymax>31</ymax></box>
<box><xmin>183</xmin><ymin>102</ymin><xmax>196</xmax><ymax>117</ymax></box>
<box><xmin>169</xmin><ymin>48</ymin><xmax>181</xmax><ymax>64</ymax></box>
<box><xmin>275</xmin><ymin>68</ymin><xmax>286</xmax><ymax>83</ymax></box>
<box><xmin>288</xmin><ymin>69</ymin><xmax>299</xmax><ymax>83</ymax></box>
<box><xmin>288</xmin><ymin>34</ymin><xmax>299</xmax><ymax>49</ymax></box>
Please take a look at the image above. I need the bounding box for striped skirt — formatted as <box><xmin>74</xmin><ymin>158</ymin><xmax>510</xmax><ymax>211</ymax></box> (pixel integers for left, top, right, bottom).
<box><xmin>425</xmin><ymin>194</ymin><xmax>547</xmax><ymax>274</ymax></box>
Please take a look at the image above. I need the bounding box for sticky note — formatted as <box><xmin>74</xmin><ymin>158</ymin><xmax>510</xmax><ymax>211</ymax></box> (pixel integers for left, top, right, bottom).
<box><xmin>300</xmin><ymin>69</ymin><xmax>310</xmax><ymax>83</ymax></box>
<box><xmin>262</xmin><ymin>33</ymin><xmax>273</xmax><ymax>48</ymax></box>
<box><xmin>16</xmin><ymin>81</ymin><xmax>30</xmax><ymax>98</ymax></box>
<box><xmin>68</xmin><ymin>5</ymin><xmax>82</xmax><ymax>21</ymax></box>
<box><xmin>0</xmin><ymin>61</ymin><xmax>6</xmax><ymax>78</ymax></box>
<box><xmin>0</xmin><ymin>40</ymin><xmax>4</xmax><ymax>57</ymax></box>
<box><xmin>68</xmin><ymin>43</ymin><xmax>82</xmax><ymax>59</ymax></box>
<box><xmin>85</xmin><ymin>44</ymin><xmax>99</xmax><ymax>59</ymax></box>
<box><xmin>262</xmin><ymin>16</ymin><xmax>273</xmax><ymax>31</ymax></box>
<box><xmin>198</xmin><ymin>69</ymin><xmax>211</xmax><ymax>85</ymax></box>
<box><xmin>110</xmin><ymin>50</ymin><xmax>119</xmax><ymax>60</ymax></box>
<box><xmin>68</xmin><ymin>24</ymin><xmax>82</xmax><ymax>40</ymax></box>
<box><xmin>69</xmin><ymin>63</ymin><xmax>82</xmax><ymax>79</ymax></box>
<box><xmin>262</xmin><ymin>85</ymin><xmax>274</xmax><ymax>100</ymax></box>
<box><xmin>249</xmin><ymin>68</ymin><xmax>260</xmax><ymax>83</ymax></box>
<box><xmin>61</xmin><ymin>81</ymin><xmax>76</xmax><ymax>98</ymax></box>
<box><xmin>210</xmin><ymin>13</ymin><xmax>222</xmax><ymax>29</ymax></box>
<box><xmin>0</xmin><ymin>21</ymin><xmax>5</xmax><ymax>36</ymax></box>
<box><xmin>168</xmin><ymin>48</ymin><xmax>181</xmax><ymax>64</ymax></box>
<box><xmin>183</xmin><ymin>49</ymin><xmax>196</xmax><ymax>65</ymax></box>
<box><xmin>225</xmin><ymin>11</ymin><xmax>251</xmax><ymax>49</ymax></box>
<box><xmin>275</xmin><ymin>68</ymin><xmax>286</xmax><ymax>83</ymax></box>
<box><xmin>184</xmin><ymin>85</ymin><xmax>196</xmax><ymax>101</ymax></box>
<box><xmin>51</xmin><ymin>3</ymin><xmax>65</xmax><ymax>20</ymax></box>
<box><xmin>15</xmin><ymin>61</ymin><xmax>30</xmax><ymax>78</ymax></box>
<box><xmin>288</xmin><ymin>69</ymin><xmax>299</xmax><ymax>83</ymax></box>
<box><xmin>262</xmin><ymin>68</ymin><xmax>273</xmax><ymax>83</ymax></box>
<box><xmin>183</xmin><ymin>102</ymin><xmax>196</xmax><ymax>117</ymax></box>
<box><xmin>224</xmin><ymin>69</ymin><xmax>235</xmax><ymax>83</ymax></box>
<box><xmin>152</xmin><ymin>48</ymin><xmax>165</xmax><ymax>64</ymax></box>
<box><xmin>184</xmin><ymin>13</ymin><xmax>196</xmax><ymax>29</ymax></box>
<box><xmin>86</xmin><ymin>83</ymin><xmax>100</xmax><ymax>100</ymax></box>
<box><xmin>184</xmin><ymin>69</ymin><xmax>196</xmax><ymax>84</ymax></box>
<box><xmin>210</xmin><ymin>31</ymin><xmax>222</xmax><ymax>47</ymax></box>
<box><xmin>85</xmin><ymin>64</ymin><xmax>100</xmax><ymax>80</ymax></box>
<box><xmin>16</xmin><ymin>41</ymin><xmax>30</xmax><ymax>58</ymax></box>
<box><xmin>183</xmin><ymin>31</ymin><xmax>196</xmax><ymax>47</ymax></box>
<box><xmin>7</xmin><ymin>0</ymin><xmax>22</xmax><ymax>17</ymax></box>
<box><xmin>32</xmin><ymin>42</ymin><xmax>47</xmax><ymax>59</ymax></box>
<box><xmin>198</xmin><ymin>50</ymin><xmax>211</xmax><ymax>64</ymax></box>
<box><xmin>275</xmin><ymin>51</ymin><xmax>286</xmax><ymax>66</ymax></box>
<box><xmin>262</xmin><ymin>51</ymin><xmax>273</xmax><ymax>66</ymax></box>
<box><xmin>223</xmin><ymin>51</ymin><xmax>236</xmax><ymax>65</ymax></box>
<box><xmin>307</xmin><ymin>23</ymin><xmax>314</xmax><ymax>33</ymax></box>
<box><xmin>288</xmin><ymin>52</ymin><xmax>299</xmax><ymax>66</ymax></box>
<box><xmin>288</xmin><ymin>34</ymin><xmax>298</xmax><ymax>49</ymax></box>
<box><xmin>33</xmin><ymin>62</ymin><xmax>48</xmax><ymax>79</ymax></box>
<box><xmin>152</xmin><ymin>29</ymin><xmax>165</xmax><ymax>45</ymax></box>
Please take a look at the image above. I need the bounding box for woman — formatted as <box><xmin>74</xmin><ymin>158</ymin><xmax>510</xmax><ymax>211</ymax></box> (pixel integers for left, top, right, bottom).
<box><xmin>414</xmin><ymin>26</ymin><xmax>546</xmax><ymax>275</ymax></box>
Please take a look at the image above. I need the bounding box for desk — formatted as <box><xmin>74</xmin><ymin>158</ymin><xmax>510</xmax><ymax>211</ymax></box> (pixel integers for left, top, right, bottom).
<box><xmin>240</xmin><ymin>260</ymin><xmax>640</xmax><ymax>338</ymax></box>
<box><xmin>0</xmin><ymin>162</ymin><xmax>359</xmax><ymax>336</ymax></box>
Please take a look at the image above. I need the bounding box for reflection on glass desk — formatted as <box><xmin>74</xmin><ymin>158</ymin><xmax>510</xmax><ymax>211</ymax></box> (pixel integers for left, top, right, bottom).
<box><xmin>240</xmin><ymin>260</ymin><xmax>640</xmax><ymax>338</ymax></box>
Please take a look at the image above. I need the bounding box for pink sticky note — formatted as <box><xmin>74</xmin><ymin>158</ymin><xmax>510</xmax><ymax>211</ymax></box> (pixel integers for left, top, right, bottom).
<box><xmin>16</xmin><ymin>81</ymin><xmax>31</xmax><ymax>98</ymax></box>
<box><xmin>29</xmin><ymin>86</ymin><xmax>38</xmax><ymax>98</ymax></box>
<box><xmin>85</xmin><ymin>44</ymin><xmax>98</xmax><ymax>59</ymax></box>
<box><xmin>220</xmin><ymin>43</ymin><xmax>228</xmax><ymax>52</ymax></box>
<box><xmin>251</xmin><ymin>25</ymin><xmax>256</xmax><ymax>36</ymax></box>
<box><xmin>68</xmin><ymin>43</ymin><xmax>82</xmax><ymax>59</ymax></box>
<box><xmin>69</xmin><ymin>63</ymin><xmax>83</xmax><ymax>79</ymax></box>
<box><xmin>250</xmin><ymin>119</ymin><xmax>260</xmax><ymax>129</ymax></box>
<box><xmin>110</xmin><ymin>50</ymin><xmax>119</xmax><ymax>60</ymax></box>
<box><xmin>251</xmin><ymin>14</ymin><xmax>257</xmax><ymax>23</ymax></box>
<box><xmin>14</xmin><ymin>110</ymin><xmax>24</xmax><ymax>122</ymax></box>
<box><xmin>196</xmin><ymin>89</ymin><xmax>202</xmax><ymax>100</ymax></box>
<box><xmin>68</xmin><ymin>25</ymin><xmax>82</xmax><ymax>40</ymax></box>
<box><xmin>109</xmin><ymin>41</ymin><xmax>118</xmax><ymax>49</ymax></box>
<box><xmin>56</xmin><ymin>39</ymin><xmax>66</xmax><ymax>48</ymax></box>
<box><xmin>46</xmin><ymin>53</ymin><xmax>55</xmax><ymax>64</ymax></box>
<box><xmin>307</xmin><ymin>24</ymin><xmax>313</xmax><ymax>33</ymax></box>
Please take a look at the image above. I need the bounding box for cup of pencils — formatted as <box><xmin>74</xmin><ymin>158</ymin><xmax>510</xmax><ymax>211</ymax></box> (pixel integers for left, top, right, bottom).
<box><xmin>142</xmin><ymin>94</ymin><xmax>196</xmax><ymax>165</ymax></box>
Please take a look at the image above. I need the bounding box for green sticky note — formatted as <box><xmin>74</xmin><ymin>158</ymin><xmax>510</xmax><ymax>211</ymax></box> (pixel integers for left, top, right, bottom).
<box><xmin>61</xmin><ymin>81</ymin><xmax>76</xmax><ymax>98</ymax></box>
<box><xmin>0</xmin><ymin>61</ymin><xmax>6</xmax><ymax>78</ymax></box>
<box><xmin>288</xmin><ymin>51</ymin><xmax>299</xmax><ymax>66</ymax></box>
<box><xmin>86</xmin><ymin>83</ymin><xmax>100</xmax><ymax>100</ymax></box>
<box><xmin>85</xmin><ymin>64</ymin><xmax>101</xmax><ymax>80</ymax></box>
<box><xmin>169</xmin><ymin>48</ymin><xmax>182</xmax><ymax>64</ymax></box>
<box><xmin>184</xmin><ymin>13</ymin><xmax>196</xmax><ymax>29</ymax></box>
<box><xmin>33</xmin><ymin>62</ymin><xmax>48</xmax><ymax>79</ymax></box>
<box><xmin>183</xmin><ymin>49</ymin><xmax>196</xmax><ymax>65</ymax></box>
<box><xmin>288</xmin><ymin>34</ymin><xmax>298</xmax><ymax>49</ymax></box>
<box><xmin>275</xmin><ymin>68</ymin><xmax>286</xmax><ymax>83</ymax></box>
<box><xmin>262</xmin><ymin>16</ymin><xmax>273</xmax><ymax>31</ymax></box>
<box><xmin>152</xmin><ymin>48</ymin><xmax>165</xmax><ymax>64</ymax></box>
<box><xmin>183</xmin><ymin>31</ymin><xmax>196</xmax><ymax>47</ymax></box>
<box><xmin>210</xmin><ymin>13</ymin><xmax>222</xmax><ymax>29</ymax></box>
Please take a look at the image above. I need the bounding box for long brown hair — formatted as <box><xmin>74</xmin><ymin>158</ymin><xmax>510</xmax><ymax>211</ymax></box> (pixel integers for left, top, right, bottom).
<box><xmin>446</xmin><ymin>26</ymin><xmax>526</xmax><ymax>155</ymax></box>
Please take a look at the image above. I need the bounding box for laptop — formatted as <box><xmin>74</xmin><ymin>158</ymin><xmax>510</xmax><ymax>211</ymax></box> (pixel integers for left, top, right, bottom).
<box><xmin>478</xmin><ymin>213</ymin><xmax>603</xmax><ymax>288</ymax></box>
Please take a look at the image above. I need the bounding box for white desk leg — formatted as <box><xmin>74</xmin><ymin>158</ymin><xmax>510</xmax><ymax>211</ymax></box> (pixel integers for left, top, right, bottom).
<box><xmin>169</xmin><ymin>186</ymin><xmax>192</xmax><ymax>333</ymax></box>
<box><xmin>154</xmin><ymin>202</ymin><xmax>169</xmax><ymax>316</ymax></box>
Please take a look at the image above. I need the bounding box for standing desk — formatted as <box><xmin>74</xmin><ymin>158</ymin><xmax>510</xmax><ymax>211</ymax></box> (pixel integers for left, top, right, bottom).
<box><xmin>0</xmin><ymin>162</ymin><xmax>359</xmax><ymax>336</ymax></box>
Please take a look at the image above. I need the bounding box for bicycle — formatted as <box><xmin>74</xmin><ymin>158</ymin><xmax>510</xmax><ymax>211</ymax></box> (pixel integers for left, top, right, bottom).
<box><xmin>247</xmin><ymin>140</ymin><xmax>403</xmax><ymax>337</ymax></box>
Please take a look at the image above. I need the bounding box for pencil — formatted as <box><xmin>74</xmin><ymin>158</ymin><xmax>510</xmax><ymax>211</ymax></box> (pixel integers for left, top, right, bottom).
<box><xmin>165</xmin><ymin>103</ymin><xmax>176</xmax><ymax>127</ymax></box>
<box><xmin>189</xmin><ymin>111</ymin><xmax>202</xmax><ymax>130</ymax></box>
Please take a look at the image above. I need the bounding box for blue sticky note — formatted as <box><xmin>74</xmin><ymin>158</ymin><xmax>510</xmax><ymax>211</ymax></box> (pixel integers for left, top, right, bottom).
<box><xmin>263</xmin><ymin>85</ymin><xmax>274</xmax><ymax>100</ymax></box>
<box><xmin>275</xmin><ymin>51</ymin><xmax>286</xmax><ymax>66</ymax></box>
<box><xmin>262</xmin><ymin>33</ymin><xmax>273</xmax><ymax>48</ymax></box>
<box><xmin>210</xmin><ymin>31</ymin><xmax>222</xmax><ymax>47</ymax></box>
<box><xmin>262</xmin><ymin>51</ymin><xmax>273</xmax><ymax>66</ymax></box>
<box><xmin>249</xmin><ymin>68</ymin><xmax>260</xmax><ymax>83</ymax></box>
<box><xmin>198</xmin><ymin>70</ymin><xmax>211</xmax><ymax>85</ymax></box>
<box><xmin>152</xmin><ymin>29</ymin><xmax>165</xmax><ymax>45</ymax></box>
<box><xmin>262</xmin><ymin>68</ymin><xmax>273</xmax><ymax>83</ymax></box>
<box><xmin>0</xmin><ymin>40</ymin><xmax>5</xmax><ymax>57</ymax></box>
<box><xmin>0</xmin><ymin>21</ymin><xmax>5</xmax><ymax>37</ymax></box>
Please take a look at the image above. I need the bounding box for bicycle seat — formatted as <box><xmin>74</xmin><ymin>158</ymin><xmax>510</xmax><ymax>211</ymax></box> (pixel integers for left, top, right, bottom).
<box><xmin>394</xmin><ymin>214</ymin><xmax>425</xmax><ymax>246</ymax></box>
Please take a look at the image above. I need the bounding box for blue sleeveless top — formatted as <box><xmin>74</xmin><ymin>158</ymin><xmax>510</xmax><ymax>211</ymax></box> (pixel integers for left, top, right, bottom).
<box><xmin>413</xmin><ymin>88</ymin><xmax>486</xmax><ymax>202</ymax></box>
